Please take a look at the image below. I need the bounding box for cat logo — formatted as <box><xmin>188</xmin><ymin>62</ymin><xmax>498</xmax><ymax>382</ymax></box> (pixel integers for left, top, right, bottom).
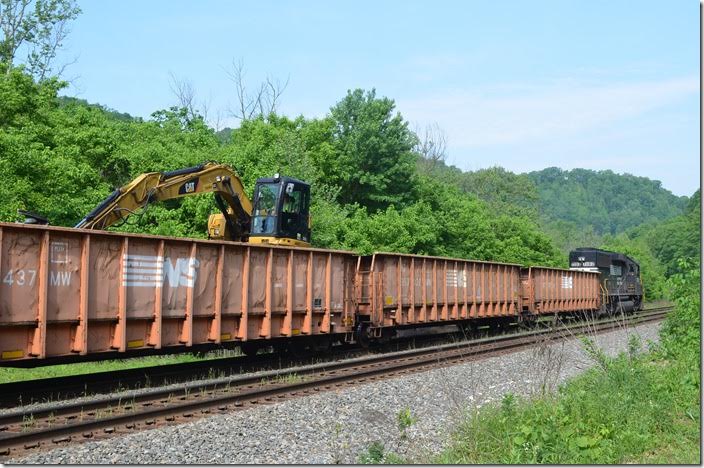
<box><xmin>178</xmin><ymin>178</ymin><xmax>199</xmax><ymax>195</ymax></box>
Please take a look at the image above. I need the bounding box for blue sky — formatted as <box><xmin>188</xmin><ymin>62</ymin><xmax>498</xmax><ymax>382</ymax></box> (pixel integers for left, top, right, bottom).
<box><xmin>54</xmin><ymin>0</ymin><xmax>699</xmax><ymax>196</ymax></box>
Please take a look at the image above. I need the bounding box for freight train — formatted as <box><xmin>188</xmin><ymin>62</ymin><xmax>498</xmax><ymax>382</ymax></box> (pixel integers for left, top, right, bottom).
<box><xmin>0</xmin><ymin>223</ymin><xmax>637</xmax><ymax>365</ymax></box>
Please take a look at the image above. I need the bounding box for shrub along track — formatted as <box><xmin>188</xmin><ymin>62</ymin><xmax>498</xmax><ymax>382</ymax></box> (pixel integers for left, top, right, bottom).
<box><xmin>0</xmin><ymin>307</ymin><xmax>669</xmax><ymax>460</ymax></box>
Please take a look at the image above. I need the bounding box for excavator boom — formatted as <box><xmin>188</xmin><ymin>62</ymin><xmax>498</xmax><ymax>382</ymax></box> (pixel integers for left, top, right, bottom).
<box><xmin>75</xmin><ymin>163</ymin><xmax>252</xmax><ymax>241</ymax></box>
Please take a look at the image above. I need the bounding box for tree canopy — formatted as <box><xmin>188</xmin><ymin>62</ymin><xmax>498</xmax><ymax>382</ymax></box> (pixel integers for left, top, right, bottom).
<box><xmin>527</xmin><ymin>167</ymin><xmax>687</xmax><ymax>236</ymax></box>
<box><xmin>324</xmin><ymin>89</ymin><xmax>417</xmax><ymax>212</ymax></box>
<box><xmin>0</xmin><ymin>66</ymin><xmax>697</xmax><ymax>302</ymax></box>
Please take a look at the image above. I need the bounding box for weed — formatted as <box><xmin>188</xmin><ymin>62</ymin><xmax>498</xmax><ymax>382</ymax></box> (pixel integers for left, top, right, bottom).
<box><xmin>396</xmin><ymin>407</ymin><xmax>417</xmax><ymax>440</ymax></box>
<box><xmin>95</xmin><ymin>406</ymin><xmax>114</xmax><ymax>419</ymax></box>
<box><xmin>329</xmin><ymin>422</ymin><xmax>352</xmax><ymax>464</ymax></box>
<box><xmin>358</xmin><ymin>441</ymin><xmax>407</xmax><ymax>464</ymax></box>
<box><xmin>627</xmin><ymin>333</ymin><xmax>642</xmax><ymax>360</ymax></box>
<box><xmin>358</xmin><ymin>441</ymin><xmax>385</xmax><ymax>464</ymax></box>
<box><xmin>580</xmin><ymin>336</ymin><xmax>611</xmax><ymax>370</ymax></box>
<box><xmin>436</xmin><ymin>290</ymin><xmax>701</xmax><ymax>464</ymax></box>
<box><xmin>357</xmin><ymin>407</ymin><xmax>419</xmax><ymax>463</ymax></box>
<box><xmin>267</xmin><ymin>372</ymin><xmax>305</xmax><ymax>385</ymax></box>
<box><xmin>20</xmin><ymin>415</ymin><xmax>35</xmax><ymax>432</ymax></box>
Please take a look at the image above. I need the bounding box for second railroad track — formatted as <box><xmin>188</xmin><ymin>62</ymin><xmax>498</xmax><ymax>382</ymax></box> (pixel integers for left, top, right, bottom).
<box><xmin>0</xmin><ymin>307</ymin><xmax>669</xmax><ymax>460</ymax></box>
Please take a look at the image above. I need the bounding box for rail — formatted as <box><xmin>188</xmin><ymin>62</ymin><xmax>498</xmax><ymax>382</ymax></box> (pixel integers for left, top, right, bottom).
<box><xmin>0</xmin><ymin>304</ymin><xmax>671</xmax><ymax>407</ymax></box>
<box><xmin>0</xmin><ymin>307</ymin><xmax>668</xmax><ymax>460</ymax></box>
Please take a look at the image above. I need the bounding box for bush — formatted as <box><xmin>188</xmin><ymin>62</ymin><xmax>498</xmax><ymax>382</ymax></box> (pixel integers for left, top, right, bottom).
<box><xmin>660</xmin><ymin>259</ymin><xmax>701</xmax><ymax>359</ymax></box>
<box><xmin>438</xmin><ymin>262</ymin><xmax>701</xmax><ymax>464</ymax></box>
<box><xmin>438</xmin><ymin>347</ymin><xmax>699</xmax><ymax>464</ymax></box>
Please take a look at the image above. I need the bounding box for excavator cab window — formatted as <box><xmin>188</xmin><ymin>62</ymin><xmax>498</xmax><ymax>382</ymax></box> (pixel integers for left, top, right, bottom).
<box><xmin>251</xmin><ymin>177</ymin><xmax>310</xmax><ymax>243</ymax></box>
<box><xmin>252</xmin><ymin>183</ymin><xmax>280</xmax><ymax>235</ymax></box>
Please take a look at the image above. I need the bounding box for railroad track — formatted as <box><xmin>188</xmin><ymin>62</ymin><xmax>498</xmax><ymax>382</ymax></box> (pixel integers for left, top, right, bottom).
<box><xmin>0</xmin><ymin>304</ymin><xmax>672</xmax><ymax>408</ymax></box>
<box><xmin>0</xmin><ymin>331</ymin><xmax>483</xmax><ymax>409</ymax></box>
<box><xmin>0</xmin><ymin>307</ymin><xmax>669</xmax><ymax>460</ymax></box>
<box><xmin>0</xmin><ymin>346</ymin><xmax>357</xmax><ymax>409</ymax></box>
<box><xmin>2</xmin><ymin>328</ymin><xmax>524</xmax><ymax>409</ymax></box>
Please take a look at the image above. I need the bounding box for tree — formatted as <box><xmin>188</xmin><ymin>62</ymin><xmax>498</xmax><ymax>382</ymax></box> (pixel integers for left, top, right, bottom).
<box><xmin>0</xmin><ymin>65</ymin><xmax>585</xmax><ymax>270</ymax></box>
<box><xmin>225</xmin><ymin>59</ymin><xmax>289</xmax><ymax>121</ymax></box>
<box><xmin>323</xmin><ymin>88</ymin><xmax>417</xmax><ymax>212</ymax></box>
<box><xmin>168</xmin><ymin>72</ymin><xmax>198</xmax><ymax>121</ymax></box>
<box><xmin>642</xmin><ymin>189</ymin><xmax>700</xmax><ymax>276</ymax></box>
<box><xmin>527</xmin><ymin>167</ymin><xmax>686</xmax><ymax>236</ymax></box>
<box><xmin>414</xmin><ymin>122</ymin><xmax>447</xmax><ymax>175</ymax></box>
<box><xmin>0</xmin><ymin>0</ymin><xmax>81</xmax><ymax>79</ymax></box>
<box><xmin>459</xmin><ymin>166</ymin><xmax>540</xmax><ymax>218</ymax></box>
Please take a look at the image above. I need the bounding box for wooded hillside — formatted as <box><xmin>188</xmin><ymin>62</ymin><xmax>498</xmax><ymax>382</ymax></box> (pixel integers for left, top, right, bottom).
<box><xmin>0</xmin><ymin>68</ymin><xmax>697</xmax><ymax>300</ymax></box>
<box><xmin>528</xmin><ymin>167</ymin><xmax>687</xmax><ymax>236</ymax></box>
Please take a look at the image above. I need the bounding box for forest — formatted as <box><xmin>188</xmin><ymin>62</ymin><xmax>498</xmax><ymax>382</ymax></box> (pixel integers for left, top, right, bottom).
<box><xmin>0</xmin><ymin>66</ymin><xmax>699</xmax><ymax>300</ymax></box>
<box><xmin>0</xmin><ymin>0</ymin><xmax>698</xmax><ymax>301</ymax></box>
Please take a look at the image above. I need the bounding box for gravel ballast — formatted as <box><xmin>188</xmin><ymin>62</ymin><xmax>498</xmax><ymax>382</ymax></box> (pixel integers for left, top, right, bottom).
<box><xmin>10</xmin><ymin>321</ymin><xmax>662</xmax><ymax>464</ymax></box>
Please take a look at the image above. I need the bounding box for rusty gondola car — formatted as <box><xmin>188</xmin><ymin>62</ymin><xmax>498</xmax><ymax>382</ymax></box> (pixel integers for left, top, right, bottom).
<box><xmin>355</xmin><ymin>252</ymin><xmax>523</xmax><ymax>340</ymax></box>
<box><xmin>520</xmin><ymin>266</ymin><xmax>601</xmax><ymax>315</ymax></box>
<box><xmin>0</xmin><ymin>222</ymin><xmax>602</xmax><ymax>365</ymax></box>
<box><xmin>0</xmin><ymin>223</ymin><xmax>356</xmax><ymax>363</ymax></box>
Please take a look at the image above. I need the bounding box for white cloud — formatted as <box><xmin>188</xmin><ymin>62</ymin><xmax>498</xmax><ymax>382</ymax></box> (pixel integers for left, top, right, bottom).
<box><xmin>397</xmin><ymin>76</ymin><xmax>699</xmax><ymax>148</ymax></box>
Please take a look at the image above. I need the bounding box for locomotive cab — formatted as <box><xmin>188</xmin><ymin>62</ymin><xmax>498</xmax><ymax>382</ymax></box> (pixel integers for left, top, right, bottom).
<box><xmin>569</xmin><ymin>247</ymin><xmax>643</xmax><ymax>314</ymax></box>
<box><xmin>249</xmin><ymin>175</ymin><xmax>311</xmax><ymax>247</ymax></box>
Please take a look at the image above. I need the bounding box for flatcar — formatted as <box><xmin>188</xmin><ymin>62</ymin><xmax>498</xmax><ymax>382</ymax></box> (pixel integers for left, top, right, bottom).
<box><xmin>569</xmin><ymin>247</ymin><xmax>643</xmax><ymax>314</ymax></box>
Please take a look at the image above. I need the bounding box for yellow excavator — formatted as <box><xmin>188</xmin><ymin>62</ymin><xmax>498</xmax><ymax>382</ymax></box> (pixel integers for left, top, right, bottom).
<box><xmin>74</xmin><ymin>162</ymin><xmax>312</xmax><ymax>247</ymax></box>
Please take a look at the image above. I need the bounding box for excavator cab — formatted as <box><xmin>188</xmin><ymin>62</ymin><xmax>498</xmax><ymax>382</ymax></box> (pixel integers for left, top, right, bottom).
<box><xmin>248</xmin><ymin>175</ymin><xmax>311</xmax><ymax>247</ymax></box>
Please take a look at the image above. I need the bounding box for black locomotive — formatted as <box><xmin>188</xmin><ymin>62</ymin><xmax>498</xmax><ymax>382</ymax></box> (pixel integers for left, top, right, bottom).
<box><xmin>569</xmin><ymin>247</ymin><xmax>644</xmax><ymax>314</ymax></box>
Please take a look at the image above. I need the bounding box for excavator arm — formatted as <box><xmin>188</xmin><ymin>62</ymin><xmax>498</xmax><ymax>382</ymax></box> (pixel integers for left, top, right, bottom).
<box><xmin>75</xmin><ymin>163</ymin><xmax>252</xmax><ymax>241</ymax></box>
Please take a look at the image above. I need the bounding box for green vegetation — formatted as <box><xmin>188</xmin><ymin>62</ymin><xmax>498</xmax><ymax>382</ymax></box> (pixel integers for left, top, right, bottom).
<box><xmin>0</xmin><ymin>5</ymin><xmax>695</xmax><ymax>269</ymax></box>
<box><xmin>640</xmin><ymin>190</ymin><xmax>701</xmax><ymax>277</ymax></box>
<box><xmin>596</xmin><ymin>189</ymin><xmax>700</xmax><ymax>299</ymax></box>
<box><xmin>432</xmin><ymin>262</ymin><xmax>700</xmax><ymax>464</ymax></box>
<box><xmin>357</xmin><ymin>408</ymin><xmax>417</xmax><ymax>464</ymax></box>
<box><xmin>380</xmin><ymin>156</ymin><xmax>697</xmax><ymax>300</ymax></box>
<box><xmin>267</xmin><ymin>372</ymin><xmax>306</xmax><ymax>385</ymax></box>
<box><xmin>0</xmin><ymin>67</ymin><xmax>565</xmax><ymax>267</ymax></box>
<box><xmin>1</xmin><ymin>9</ymin><xmax>695</xmax><ymax>279</ymax></box>
<box><xmin>0</xmin><ymin>349</ymin><xmax>240</xmax><ymax>384</ymax></box>
<box><xmin>0</xmin><ymin>0</ymin><xmax>81</xmax><ymax>80</ymax></box>
<box><xmin>528</xmin><ymin>167</ymin><xmax>687</xmax><ymax>236</ymax></box>
<box><xmin>356</xmin><ymin>261</ymin><xmax>700</xmax><ymax>464</ymax></box>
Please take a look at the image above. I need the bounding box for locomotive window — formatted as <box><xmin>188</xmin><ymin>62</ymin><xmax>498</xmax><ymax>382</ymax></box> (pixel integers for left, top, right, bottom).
<box><xmin>610</xmin><ymin>264</ymin><xmax>622</xmax><ymax>276</ymax></box>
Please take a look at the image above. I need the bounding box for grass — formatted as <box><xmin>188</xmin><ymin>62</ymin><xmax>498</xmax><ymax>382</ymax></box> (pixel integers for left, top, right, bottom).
<box><xmin>260</xmin><ymin>372</ymin><xmax>307</xmax><ymax>387</ymax></box>
<box><xmin>357</xmin><ymin>284</ymin><xmax>700</xmax><ymax>465</ymax></box>
<box><xmin>433</xmin><ymin>265</ymin><xmax>701</xmax><ymax>465</ymax></box>
<box><xmin>0</xmin><ymin>348</ymin><xmax>242</xmax><ymax>384</ymax></box>
<box><xmin>434</xmin><ymin>337</ymin><xmax>699</xmax><ymax>464</ymax></box>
